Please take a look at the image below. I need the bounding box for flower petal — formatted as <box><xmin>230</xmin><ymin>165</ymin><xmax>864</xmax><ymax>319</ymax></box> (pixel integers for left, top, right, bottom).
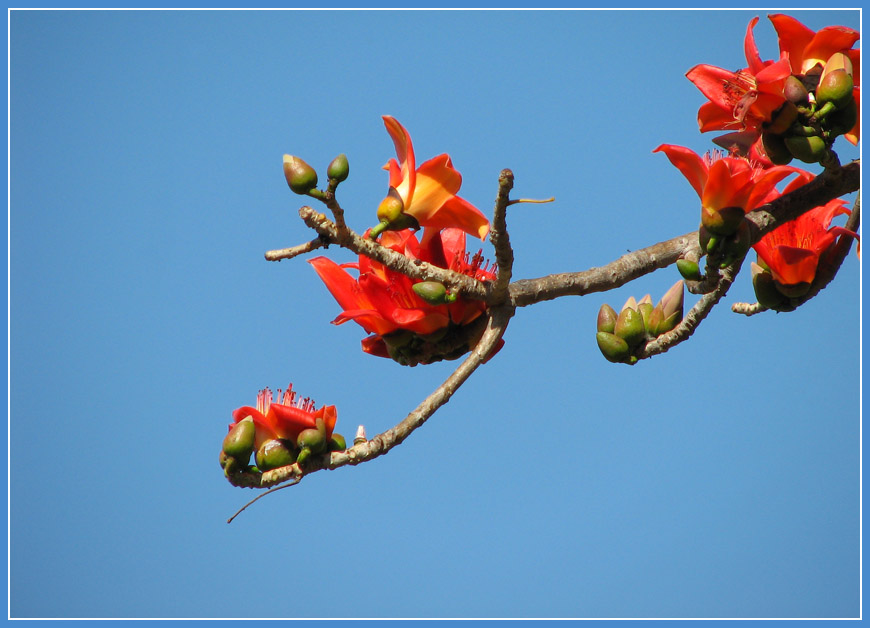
<box><xmin>383</xmin><ymin>116</ymin><xmax>416</xmax><ymax>206</ymax></box>
<box><xmin>653</xmin><ymin>144</ymin><xmax>708</xmax><ymax>199</ymax></box>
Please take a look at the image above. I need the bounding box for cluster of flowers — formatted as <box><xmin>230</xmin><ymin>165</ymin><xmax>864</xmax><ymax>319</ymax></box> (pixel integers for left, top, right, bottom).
<box><xmin>654</xmin><ymin>14</ymin><xmax>858</xmax><ymax>316</ymax></box>
<box><xmin>221</xmin><ymin>385</ymin><xmax>345</xmax><ymax>476</ymax></box>
<box><xmin>595</xmin><ymin>282</ymin><xmax>684</xmax><ymax>365</ymax></box>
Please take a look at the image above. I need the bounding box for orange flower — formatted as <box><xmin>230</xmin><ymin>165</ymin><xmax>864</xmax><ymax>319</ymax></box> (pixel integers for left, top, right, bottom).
<box><xmin>753</xmin><ymin>172</ymin><xmax>857</xmax><ymax>286</ymax></box>
<box><xmin>654</xmin><ymin>144</ymin><xmax>797</xmax><ymax>233</ymax></box>
<box><xmin>310</xmin><ymin>228</ymin><xmax>497</xmax><ymax>364</ymax></box>
<box><xmin>230</xmin><ymin>385</ymin><xmax>336</xmax><ymax>449</ymax></box>
<box><xmin>374</xmin><ymin>116</ymin><xmax>490</xmax><ymax>243</ymax></box>
<box><xmin>687</xmin><ymin>17</ymin><xmax>792</xmax><ymax>135</ymax></box>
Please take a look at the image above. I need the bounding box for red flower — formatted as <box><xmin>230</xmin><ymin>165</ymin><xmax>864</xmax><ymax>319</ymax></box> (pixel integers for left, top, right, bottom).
<box><xmin>309</xmin><ymin>228</ymin><xmax>497</xmax><ymax>363</ymax></box>
<box><xmin>654</xmin><ymin>144</ymin><xmax>797</xmax><ymax>232</ymax></box>
<box><xmin>753</xmin><ymin>172</ymin><xmax>856</xmax><ymax>286</ymax></box>
<box><xmin>769</xmin><ymin>13</ymin><xmax>860</xmax><ymax>144</ymax></box>
<box><xmin>230</xmin><ymin>385</ymin><xmax>337</xmax><ymax>449</ymax></box>
<box><xmin>375</xmin><ymin>116</ymin><xmax>490</xmax><ymax>243</ymax></box>
<box><xmin>687</xmin><ymin>17</ymin><xmax>792</xmax><ymax>135</ymax></box>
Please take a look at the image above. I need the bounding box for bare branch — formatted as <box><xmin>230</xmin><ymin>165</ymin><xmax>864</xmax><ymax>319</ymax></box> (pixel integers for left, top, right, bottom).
<box><xmin>265</xmin><ymin>237</ymin><xmax>328</xmax><ymax>262</ymax></box>
<box><xmin>489</xmin><ymin>169</ymin><xmax>515</xmax><ymax>304</ymax></box>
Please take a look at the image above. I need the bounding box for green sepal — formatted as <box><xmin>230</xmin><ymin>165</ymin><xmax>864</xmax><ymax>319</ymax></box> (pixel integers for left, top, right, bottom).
<box><xmin>413</xmin><ymin>281</ymin><xmax>450</xmax><ymax>305</ymax></box>
<box><xmin>328</xmin><ymin>433</ymin><xmax>347</xmax><ymax>452</ymax></box>
<box><xmin>785</xmin><ymin>135</ymin><xmax>827</xmax><ymax>164</ymax></box>
<box><xmin>255</xmin><ymin>439</ymin><xmax>298</xmax><ymax>471</ymax></box>
<box><xmin>614</xmin><ymin>307</ymin><xmax>646</xmax><ymax>349</ymax></box>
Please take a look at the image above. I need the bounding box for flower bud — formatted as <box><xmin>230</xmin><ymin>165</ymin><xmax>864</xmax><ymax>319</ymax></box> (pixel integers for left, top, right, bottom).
<box><xmin>596</xmin><ymin>331</ymin><xmax>631</xmax><ymax>363</ymax></box>
<box><xmin>761</xmin><ymin>132</ymin><xmax>793</xmax><ymax>166</ymax></box>
<box><xmin>676</xmin><ymin>259</ymin><xmax>701</xmax><ymax>281</ymax></box>
<box><xmin>255</xmin><ymin>438</ymin><xmax>297</xmax><ymax>471</ymax></box>
<box><xmin>764</xmin><ymin>101</ymin><xmax>798</xmax><ymax>135</ymax></box>
<box><xmin>614</xmin><ymin>306</ymin><xmax>646</xmax><ymax>349</ymax></box>
<box><xmin>817</xmin><ymin>70</ymin><xmax>854</xmax><ymax>110</ymax></box>
<box><xmin>327</xmin><ymin>154</ymin><xmax>349</xmax><ymax>182</ymax></box>
<box><xmin>412</xmin><ymin>281</ymin><xmax>450</xmax><ymax>305</ymax></box>
<box><xmin>702</xmin><ymin>206</ymin><xmax>744</xmax><ymax>236</ymax></box>
<box><xmin>784</xmin><ymin>75</ymin><xmax>809</xmax><ymax>105</ymax></box>
<box><xmin>328</xmin><ymin>433</ymin><xmax>347</xmax><ymax>452</ymax></box>
<box><xmin>827</xmin><ymin>99</ymin><xmax>858</xmax><ymax>138</ymax></box>
<box><xmin>821</xmin><ymin>52</ymin><xmax>853</xmax><ymax>80</ymax></box>
<box><xmin>297</xmin><ymin>427</ymin><xmax>327</xmax><ymax>454</ymax></box>
<box><xmin>751</xmin><ymin>262</ymin><xmax>787</xmax><ymax>310</ymax></box>
<box><xmin>637</xmin><ymin>298</ymin><xmax>654</xmax><ymax>332</ymax></box>
<box><xmin>283</xmin><ymin>155</ymin><xmax>318</xmax><ymax>195</ymax></box>
<box><xmin>785</xmin><ymin>135</ymin><xmax>827</xmax><ymax>164</ymax></box>
<box><xmin>596</xmin><ymin>304</ymin><xmax>618</xmax><ymax>333</ymax></box>
<box><xmin>222</xmin><ymin>417</ymin><xmax>256</xmax><ymax>464</ymax></box>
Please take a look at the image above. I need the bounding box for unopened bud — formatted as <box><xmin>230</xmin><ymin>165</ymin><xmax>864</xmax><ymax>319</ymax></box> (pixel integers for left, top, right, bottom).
<box><xmin>597</xmin><ymin>304</ymin><xmax>618</xmax><ymax>333</ymax></box>
<box><xmin>222</xmin><ymin>417</ymin><xmax>256</xmax><ymax>464</ymax></box>
<box><xmin>283</xmin><ymin>155</ymin><xmax>318</xmax><ymax>195</ymax></box>
<box><xmin>817</xmin><ymin>69</ymin><xmax>854</xmax><ymax>110</ymax></box>
<box><xmin>676</xmin><ymin>259</ymin><xmax>701</xmax><ymax>281</ymax></box>
<box><xmin>785</xmin><ymin>135</ymin><xmax>827</xmax><ymax>164</ymax></box>
<box><xmin>328</xmin><ymin>433</ymin><xmax>347</xmax><ymax>452</ymax></box>
<box><xmin>761</xmin><ymin>132</ymin><xmax>793</xmax><ymax>165</ymax></box>
<box><xmin>784</xmin><ymin>75</ymin><xmax>809</xmax><ymax>104</ymax></box>
<box><xmin>637</xmin><ymin>299</ymin><xmax>654</xmax><ymax>332</ymax></box>
<box><xmin>614</xmin><ymin>306</ymin><xmax>646</xmax><ymax>349</ymax></box>
<box><xmin>297</xmin><ymin>427</ymin><xmax>327</xmax><ymax>455</ymax></box>
<box><xmin>327</xmin><ymin>154</ymin><xmax>349</xmax><ymax>182</ymax></box>
<box><xmin>596</xmin><ymin>331</ymin><xmax>631</xmax><ymax>363</ymax></box>
<box><xmin>413</xmin><ymin>281</ymin><xmax>450</xmax><ymax>305</ymax></box>
<box><xmin>827</xmin><ymin>99</ymin><xmax>858</xmax><ymax>138</ymax></box>
<box><xmin>255</xmin><ymin>438</ymin><xmax>297</xmax><ymax>471</ymax></box>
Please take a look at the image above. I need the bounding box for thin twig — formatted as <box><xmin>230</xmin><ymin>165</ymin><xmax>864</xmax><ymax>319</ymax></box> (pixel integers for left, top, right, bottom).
<box><xmin>251</xmin><ymin>304</ymin><xmax>515</xmax><ymax>488</ymax></box>
<box><xmin>265</xmin><ymin>237</ymin><xmax>328</xmax><ymax>262</ymax></box>
<box><xmin>226</xmin><ymin>477</ymin><xmax>302</xmax><ymax>523</ymax></box>
<box><xmin>731</xmin><ymin>302</ymin><xmax>768</xmax><ymax>316</ymax></box>
<box><xmin>638</xmin><ymin>263</ymin><xmax>739</xmax><ymax>358</ymax></box>
<box><xmin>489</xmin><ymin>169</ymin><xmax>515</xmax><ymax>304</ymax></box>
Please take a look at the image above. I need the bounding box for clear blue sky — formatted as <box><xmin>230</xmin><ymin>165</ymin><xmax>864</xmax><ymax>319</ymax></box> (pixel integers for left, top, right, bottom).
<box><xmin>9</xmin><ymin>9</ymin><xmax>860</xmax><ymax>619</ymax></box>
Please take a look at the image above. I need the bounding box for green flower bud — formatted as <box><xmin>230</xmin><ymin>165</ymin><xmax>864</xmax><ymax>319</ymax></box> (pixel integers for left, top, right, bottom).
<box><xmin>596</xmin><ymin>304</ymin><xmax>618</xmax><ymax>333</ymax></box>
<box><xmin>297</xmin><ymin>427</ymin><xmax>327</xmax><ymax>455</ymax></box>
<box><xmin>377</xmin><ymin>187</ymin><xmax>405</xmax><ymax>223</ymax></box>
<box><xmin>784</xmin><ymin>75</ymin><xmax>809</xmax><ymax>105</ymax></box>
<box><xmin>614</xmin><ymin>306</ymin><xmax>646</xmax><ymax>349</ymax></box>
<box><xmin>827</xmin><ymin>99</ymin><xmax>858</xmax><ymax>138</ymax></box>
<box><xmin>676</xmin><ymin>259</ymin><xmax>701</xmax><ymax>281</ymax></box>
<box><xmin>596</xmin><ymin>331</ymin><xmax>631</xmax><ymax>363</ymax></box>
<box><xmin>283</xmin><ymin>155</ymin><xmax>318</xmax><ymax>195</ymax></box>
<box><xmin>785</xmin><ymin>135</ymin><xmax>827</xmax><ymax>164</ymax></box>
<box><xmin>702</xmin><ymin>205</ymin><xmax>744</xmax><ymax>236</ymax></box>
<box><xmin>764</xmin><ymin>101</ymin><xmax>798</xmax><ymax>135</ymax></box>
<box><xmin>637</xmin><ymin>301</ymin><xmax>654</xmax><ymax>332</ymax></box>
<box><xmin>817</xmin><ymin>69</ymin><xmax>854</xmax><ymax>110</ymax></box>
<box><xmin>327</xmin><ymin>154</ymin><xmax>349</xmax><ymax>182</ymax></box>
<box><xmin>328</xmin><ymin>433</ymin><xmax>347</xmax><ymax>452</ymax></box>
<box><xmin>255</xmin><ymin>438</ymin><xmax>297</xmax><ymax>471</ymax></box>
<box><xmin>222</xmin><ymin>417</ymin><xmax>256</xmax><ymax>464</ymax></box>
<box><xmin>413</xmin><ymin>281</ymin><xmax>450</xmax><ymax>305</ymax></box>
<box><xmin>761</xmin><ymin>132</ymin><xmax>793</xmax><ymax>166</ymax></box>
<box><xmin>751</xmin><ymin>262</ymin><xmax>787</xmax><ymax>310</ymax></box>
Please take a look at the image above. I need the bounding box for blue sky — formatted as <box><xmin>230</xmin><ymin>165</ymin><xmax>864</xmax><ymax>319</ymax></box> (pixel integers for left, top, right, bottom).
<box><xmin>9</xmin><ymin>9</ymin><xmax>861</xmax><ymax>619</ymax></box>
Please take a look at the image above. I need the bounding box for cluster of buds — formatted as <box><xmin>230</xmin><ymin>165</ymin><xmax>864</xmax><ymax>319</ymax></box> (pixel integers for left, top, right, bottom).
<box><xmin>596</xmin><ymin>281</ymin><xmax>684</xmax><ymax>365</ymax></box>
<box><xmin>220</xmin><ymin>385</ymin><xmax>346</xmax><ymax>477</ymax></box>
<box><xmin>761</xmin><ymin>53</ymin><xmax>857</xmax><ymax>166</ymax></box>
<box><xmin>283</xmin><ymin>153</ymin><xmax>349</xmax><ymax>197</ymax></box>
